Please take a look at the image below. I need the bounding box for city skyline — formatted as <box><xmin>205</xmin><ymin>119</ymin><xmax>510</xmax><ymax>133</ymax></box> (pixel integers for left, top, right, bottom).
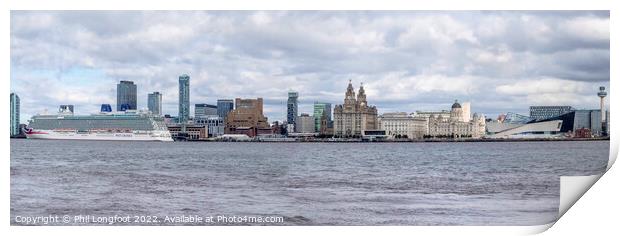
<box><xmin>10</xmin><ymin>11</ymin><xmax>610</xmax><ymax>122</ymax></box>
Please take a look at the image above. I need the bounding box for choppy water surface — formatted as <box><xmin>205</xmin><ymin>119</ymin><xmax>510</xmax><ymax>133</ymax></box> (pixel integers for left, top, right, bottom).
<box><xmin>10</xmin><ymin>140</ymin><xmax>609</xmax><ymax>225</ymax></box>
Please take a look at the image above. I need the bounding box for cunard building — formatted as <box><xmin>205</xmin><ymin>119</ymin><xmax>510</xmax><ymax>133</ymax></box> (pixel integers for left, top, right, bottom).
<box><xmin>333</xmin><ymin>81</ymin><xmax>378</xmax><ymax>137</ymax></box>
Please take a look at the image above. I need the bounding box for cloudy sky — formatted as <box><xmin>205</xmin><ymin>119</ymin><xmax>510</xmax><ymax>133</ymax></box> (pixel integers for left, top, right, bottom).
<box><xmin>10</xmin><ymin>11</ymin><xmax>610</xmax><ymax>122</ymax></box>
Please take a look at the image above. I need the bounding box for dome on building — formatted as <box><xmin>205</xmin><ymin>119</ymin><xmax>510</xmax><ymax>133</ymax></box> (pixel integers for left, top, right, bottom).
<box><xmin>451</xmin><ymin>100</ymin><xmax>461</xmax><ymax>109</ymax></box>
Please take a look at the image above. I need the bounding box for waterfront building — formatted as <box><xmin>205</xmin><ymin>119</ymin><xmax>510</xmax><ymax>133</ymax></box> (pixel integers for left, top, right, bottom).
<box><xmin>217</xmin><ymin>99</ymin><xmax>234</xmax><ymax>119</ymax></box>
<box><xmin>313</xmin><ymin>102</ymin><xmax>332</xmax><ymax>132</ymax></box>
<box><xmin>286</xmin><ymin>123</ymin><xmax>295</xmax><ymax>135</ymax></box>
<box><xmin>560</xmin><ymin>109</ymin><xmax>609</xmax><ymax>137</ymax></box>
<box><xmin>287</xmin><ymin>91</ymin><xmax>299</xmax><ymax>127</ymax></box>
<box><xmin>166</xmin><ymin>124</ymin><xmax>207</xmax><ymax>140</ymax></box>
<box><xmin>195</xmin><ymin>104</ymin><xmax>217</xmax><ymax>118</ymax></box>
<box><xmin>224</xmin><ymin>98</ymin><xmax>270</xmax><ymax>137</ymax></box>
<box><xmin>529</xmin><ymin>106</ymin><xmax>574</xmax><ymax>120</ymax></box>
<box><xmin>333</xmin><ymin>81</ymin><xmax>378</xmax><ymax>137</ymax></box>
<box><xmin>117</xmin><ymin>80</ymin><xmax>137</xmax><ymax>111</ymax></box>
<box><xmin>486</xmin><ymin>120</ymin><xmax>563</xmax><ymax>139</ymax></box>
<box><xmin>195</xmin><ymin>116</ymin><xmax>225</xmax><ymax>137</ymax></box>
<box><xmin>10</xmin><ymin>93</ymin><xmax>20</xmax><ymax>137</ymax></box>
<box><xmin>178</xmin><ymin>74</ymin><xmax>190</xmax><ymax>124</ymax></box>
<box><xmin>295</xmin><ymin>113</ymin><xmax>315</xmax><ymax>133</ymax></box>
<box><xmin>147</xmin><ymin>92</ymin><xmax>162</xmax><ymax>116</ymax></box>
<box><xmin>524</xmin><ymin>107</ymin><xmax>609</xmax><ymax>137</ymax></box>
<box><xmin>426</xmin><ymin>101</ymin><xmax>486</xmax><ymax>138</ymax></box>
<box><xmin>271</xmin><ymin>121</ymin><xmax>287</xmax><ymax>136</ymax></box>
<box><xmin>59</xmin><ymin>105</ymin><xmax>74</xmax><ymax>113</ymax></box>
<box><xmin>379</xmin><ymin>112</ymin><xmax>416</xmax><ymax>139</ymax></box>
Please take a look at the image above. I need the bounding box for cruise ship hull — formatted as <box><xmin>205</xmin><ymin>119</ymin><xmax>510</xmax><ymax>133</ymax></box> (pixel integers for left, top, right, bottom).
<box><xmin>26</xmin><ymin>130</ymin><xmax>173</xmax><ymax>142</ymax></box>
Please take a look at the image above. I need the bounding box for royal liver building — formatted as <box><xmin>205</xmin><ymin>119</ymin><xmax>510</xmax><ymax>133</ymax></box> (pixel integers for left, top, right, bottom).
<box><xmin>333</xmin><ymin>80</ymin><xmax>378</xmax><ymax>137</ymax></box>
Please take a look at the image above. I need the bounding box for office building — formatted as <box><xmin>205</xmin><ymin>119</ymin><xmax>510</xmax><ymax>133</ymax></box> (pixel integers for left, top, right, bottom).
<box><xmin>166</xmin><ymin>124</ymin><xmax>207</xmax><ymax>140</ymax></box>
<box><xmin>295</xmin><ymin>113</ymin><xmax>315</xmax><ymax>133</ymax></box>
<box><xmin>178</xmin><ymin>74</ymin><xmax>190</xmax><ymax>123</ymax></box>
<box><xmin>117</xmin><ymin>80</ymin><xmax>137</xmax><ymax>111</ymax></box>
<box><xmin>529</xmin><ymin>106</ymin><xmax>574</xmax><ymax>120</ymax></box>
<box><xmin>287</xmin><ymin>91</ymin><xmax>298</xmax><ymax>126</ymax></box>
<box><xmin>313</xmin><ymin>102</ymin><xmax>332</xmax><ymax>132</ymax></box>
<box><xmin>217</xmin><ymin>99</ymin><xmax>234</xmax><ymax>119</ymax></box>
<box><xmin>333</xmin><ymin>81</ymin><xmax>378</xmax><ymax>137</ymax></box>
<box><xmin>10</xmin><ymin>93</ymin><xmax>20</xmax><ymax>137</ymax></box>
<box><xmin>570</xmin><ymin>109</ymin><xmax>610</xmax><ymax>137</ymax></box>
<box><xmin>195</xmin><ymin>104</ymin><xmax>217</xmax><ymax>118</ymax></box>
<box><xmin>195</xmin><ymin>116</ymin><xmax>225</xmax><ymax>137</ymax></box>
<box><xmin>148</xmin><ymin>92</ymin><xmax>162</xmax><ymax>116</ymax></box>
<box><xmin>379</xmin><ymin>112</ymin><xmax>415</xmax><ymax>139</ymax></box>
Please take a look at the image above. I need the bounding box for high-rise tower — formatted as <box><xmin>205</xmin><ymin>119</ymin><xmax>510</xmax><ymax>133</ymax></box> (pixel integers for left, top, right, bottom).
<box><xmin>287</xmin><ymin>91</ymin><xmax>298</xmax><ymax>126</ymax></box>
<box><xmin>598</xmin><ymin>86</ymin><xmax>607</xmax><ymax>136</ymax></box>
<box><xmin>178</xmin><ymin>74</ymin><xmax>190</xmax><ymax>123</ymax></box>
<box><xmin>117</xmin><ymin>80</ymin><xmax>137</xmax><ymax>111</ymax></box>
<box><xmin>148</xmin><ymin>92</ymin><xmax>162</xmax><ymax>116</ymax></box>
<box><xmin>10</xmin><ymin>93</ymin><xmax>20</xmax><ymax>137</ymax></box>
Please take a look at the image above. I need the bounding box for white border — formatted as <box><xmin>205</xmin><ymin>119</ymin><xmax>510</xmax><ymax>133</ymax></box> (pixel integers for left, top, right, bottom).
<box><xmin>3</xmin><ymin>1</ymin><xmax>617</xmax><ymax>235</ymax></box>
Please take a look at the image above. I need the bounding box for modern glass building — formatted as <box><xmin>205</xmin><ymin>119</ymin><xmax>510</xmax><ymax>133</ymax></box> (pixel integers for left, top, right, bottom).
<box><xmin>529</xmin><ymin>106</ymin><xmax>574</xmax><ymax>120</ymax></box>
<box><xmin>313</xmin><ymin>102</ymin><xmax>332</xmax><ymax>132</ymax></box>
<box><xmin>287</xmin><ymin>91</ymin><xmax>298</xmax><ymax>126</ymax></box>
<box><xmin>178</xmin><ymin>74</ymin><xmax>190</xmax><ymax>123</ymax></box>
<box><xmin>117</xmin><ymin>80</ymin><xmax>137</xmax><ymax>111</ymax></box>
<box><xmin>538</xmin><ymin>109</ymin><xmax>610</xmax><ymax>137</ymax></box>
<box><xmin>195</xmin><ymin>104</ymin><xmax>217</xmax><ymax>118</ymax></box>
<box><xmin>217</xmin><ymin>99</ymin><xmax>234</xmax><ymax>119</ymax></box>
<box><xmin>10</xmin><ymin>93</ymin><xmax>20</xmax><ymax>136</ymax></box>
<box><xmin>148</xmin><ymin>92</ymin><xmax>162</xmax><ymax>116</ymax></box>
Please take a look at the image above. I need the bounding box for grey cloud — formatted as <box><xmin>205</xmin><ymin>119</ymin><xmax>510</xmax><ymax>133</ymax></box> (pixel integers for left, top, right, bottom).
<box><xmin>10</xmin><ymin>11</ymin><xmax>610</xmax><ymax>121</ymax></box>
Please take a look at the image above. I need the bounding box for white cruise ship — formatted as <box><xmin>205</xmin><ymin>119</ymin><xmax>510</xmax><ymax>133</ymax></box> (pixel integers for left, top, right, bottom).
<box><xmin>26</xmin><ymin>110</ymin><xmax>173</xmax><ymax>142</ymax></box>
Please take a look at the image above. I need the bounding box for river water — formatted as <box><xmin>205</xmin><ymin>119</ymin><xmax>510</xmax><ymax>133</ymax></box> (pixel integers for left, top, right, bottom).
<box><xmin>10</xmin><ymin>139</ymin><xmax>609</xmax><ymax>225</ymax></box>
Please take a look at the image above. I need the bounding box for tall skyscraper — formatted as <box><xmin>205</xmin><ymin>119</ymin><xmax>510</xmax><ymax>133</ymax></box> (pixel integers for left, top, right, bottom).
<box><xmin>287</xmin><ymin>91</ymin><xmax>298</xmax><ymax>126</ymax></box>
<box><xmin>217</xmin><ymin>99</ymin><xmax>234</xmax><ymax>119</ymax></box>
<box><xmin>148</xmin><ymin>92</ymin><xmax>162</xmax><ymax>116</ymax></box>
<box><xmin>117</xmin><ymin>80</ymin><xmax>137</xmax><ymax>111</ymax></box>
<box><xmin>178</xmin><ymin>74</ymin><xmax>190</xmax><ymax>123</ymax></box>
<box><xmin>10</xmin><ymin>93</ymin><xmax>20</xmax><ymax>136</ymax></box>
<box><xmin>313</xmin><ymin>102</ymin><xmax>332</xmax><ymax>132</ymax></box>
